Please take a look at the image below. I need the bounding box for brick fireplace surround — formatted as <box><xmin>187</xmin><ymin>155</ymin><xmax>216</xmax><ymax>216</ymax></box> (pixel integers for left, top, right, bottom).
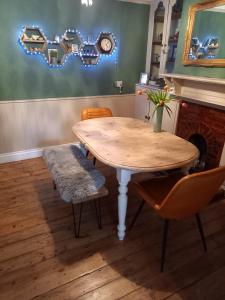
<box><xmin>176</xmin><ymin>101</ymin><xmax>225</xmax><ymax>169</ymax></box>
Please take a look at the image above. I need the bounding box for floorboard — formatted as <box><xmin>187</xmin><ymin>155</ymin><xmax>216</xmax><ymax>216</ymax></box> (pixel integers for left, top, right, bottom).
<box><xmin>0</xmin><ymin>158</ymin><xmax>225</xmax><ymax>300</ymax></box>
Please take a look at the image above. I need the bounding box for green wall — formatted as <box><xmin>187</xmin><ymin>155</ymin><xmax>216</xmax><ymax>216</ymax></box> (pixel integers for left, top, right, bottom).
<box><xmin>0</xmin><ymin>0</ymin><xmax>149</xmax><ymax>100</ymax></box>
<box><xmin>174</xmin><ymin>0</ymin><xmax>225</xmax><ymax>78</ymax></box>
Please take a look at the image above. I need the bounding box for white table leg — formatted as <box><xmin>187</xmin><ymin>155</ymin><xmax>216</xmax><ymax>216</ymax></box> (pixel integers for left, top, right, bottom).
<box><xmin>116</xmin><ymin>168</ymin><xmax>132</xmax><ymax>240</ymax></box>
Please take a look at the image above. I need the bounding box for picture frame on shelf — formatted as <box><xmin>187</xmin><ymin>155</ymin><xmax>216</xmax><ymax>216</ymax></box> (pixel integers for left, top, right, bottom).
<box><xmin>139</xmin><ymin>72</ymin><xmax>149</xmax><ymax>85</ymax></box>
<box><xmin>48</xmin><ymin>49</ymin><xmax>58</xmax><ymax>65</ymax></box>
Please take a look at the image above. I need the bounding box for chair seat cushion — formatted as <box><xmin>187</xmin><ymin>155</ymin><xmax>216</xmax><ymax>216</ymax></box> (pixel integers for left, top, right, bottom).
<box><xmin>43</xmin><ymin>143</ymin><xmax>107</xmax><ymax>203</ymax></box>
<box><xmin>133</xmin><ymin>173</ymin><xmax>184</xmax><ymax>207</ymax></box>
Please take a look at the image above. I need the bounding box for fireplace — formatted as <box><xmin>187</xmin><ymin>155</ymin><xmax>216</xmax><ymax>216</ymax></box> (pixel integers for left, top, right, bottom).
<box><xmin>189</xmin><ymin>133</ymin><xmax>207</xmax><ymax>171</ymax></box>
<box><xmin>176</xmin><ymin>101</ymin><xmax>225</xmax><ymax>170</ymax></box>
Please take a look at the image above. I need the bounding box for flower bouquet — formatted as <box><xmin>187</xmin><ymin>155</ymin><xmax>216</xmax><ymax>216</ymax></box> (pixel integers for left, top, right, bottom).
<box><xmin>137</xmin><ymin>86</ymin><xmax>174</xmax><ymax>132</ymax></box>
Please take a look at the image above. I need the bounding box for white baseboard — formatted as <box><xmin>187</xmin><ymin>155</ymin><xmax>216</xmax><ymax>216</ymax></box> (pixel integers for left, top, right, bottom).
<box><xmin>0</xmin><ymin>142</ymin><xmax>77</xmax><ymax>164</ymax></box>
<box><xmin>0</xmin><ymin>148</ymin><xmax>43</xmax><ymax>164</ymax></box>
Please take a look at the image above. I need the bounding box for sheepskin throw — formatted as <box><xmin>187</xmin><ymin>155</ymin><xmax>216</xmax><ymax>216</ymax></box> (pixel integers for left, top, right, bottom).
<box><xmin>43</xmin><ymin>143</ymin><xmax>107</xmax><ymax>203</ymax></box>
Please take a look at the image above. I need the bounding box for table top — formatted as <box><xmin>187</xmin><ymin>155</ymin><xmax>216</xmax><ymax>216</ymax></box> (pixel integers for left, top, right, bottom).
<box><xmin>72</xmin><ymin>117</ymin><xmax>199</xmax><ymax>172</ymax></box>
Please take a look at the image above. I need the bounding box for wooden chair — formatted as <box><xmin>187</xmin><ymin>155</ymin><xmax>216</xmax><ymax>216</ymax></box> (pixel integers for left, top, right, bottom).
<box><xmin>81</xmin><ymin>107</ymin><xmax>113</xmax><ymax>165</ymax></box>
<box><xmin>130</xmin><ymin>165</ymin><xmax>225</xmax><ymax>272</ymax></box>
<box><xmin>81</xmin><ymin>107</ymin><xmax>113</xmax><ymax>121</ymax></box>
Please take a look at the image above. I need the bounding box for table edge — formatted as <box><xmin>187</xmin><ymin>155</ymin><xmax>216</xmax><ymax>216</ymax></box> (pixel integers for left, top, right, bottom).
<box><xmin>73</xmin><ymin>128</ymin><xmax>199</xmax><ymax>172</ymax></box>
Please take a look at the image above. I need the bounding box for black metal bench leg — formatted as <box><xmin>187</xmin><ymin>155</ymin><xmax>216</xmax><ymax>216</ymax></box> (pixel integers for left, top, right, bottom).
<box><xmin>53</xmin><ymin>180</ymin><xmax>57</xmax><ymax>190</ymax></box>
<box><xmin>129</xmin><ymin>200</ymin><xmax>145</xmax><ymax>231</ymax></box>
<box><xmin>161</xmin><ymin>219</ymin><xmax>169</xmax><ymax>273</ymax></box>
<box><xmin>85</xmin><ymin>149</ymin><xmax>96</xmax><ymax>165</ymax></box>
<box><xmin>196</xmin><ymin>213</ymin><xmax>207</xmax><ymax>252</ymax></box>
<box><xmin>72</xmin><ymin>203</ymin><xmax>83</xmax><ymax>238</ymax></box>
<box><xmin>94</xmin><ymin>199</ymin><xmax>102</xmax><ymax>229</ymax></box>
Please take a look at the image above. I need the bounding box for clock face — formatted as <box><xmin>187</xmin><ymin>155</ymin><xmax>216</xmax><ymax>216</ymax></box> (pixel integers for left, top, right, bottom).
<box><xmin>100</xmin><ymin>38</ymin><xmax>112</xmax><ymax>52</ymax></box>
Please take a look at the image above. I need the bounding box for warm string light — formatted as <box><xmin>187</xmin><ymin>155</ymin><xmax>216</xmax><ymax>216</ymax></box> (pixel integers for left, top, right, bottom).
<box><xmin>19</xmin><ymin>26</ymin><xmax>117</xmax><ymax>68</ymax></box>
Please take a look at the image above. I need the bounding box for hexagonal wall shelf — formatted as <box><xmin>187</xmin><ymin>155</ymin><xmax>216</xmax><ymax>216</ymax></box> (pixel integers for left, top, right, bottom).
<box><xmin>61</xmin><ymin>30</ymin><xmax>83</xmax><ymax>55</ymax></box>
<box><xmin>80</xmin><ymin>44</ymin><xmax>99</xmax><ymax>65</ymax></box>
<box><xmin>44</xmin><ymin>41</ymin><xmax>68</xmax><ymax>68</ymax></box>
<box><xmin>19</xmin><ymin>26</ymin><xmax>117</xmax><ymax>68</ymax></box>
<box><xmin>20</xmin><ymin>26</ymin><xmax>47</xmax><ymax>53</ymax></box>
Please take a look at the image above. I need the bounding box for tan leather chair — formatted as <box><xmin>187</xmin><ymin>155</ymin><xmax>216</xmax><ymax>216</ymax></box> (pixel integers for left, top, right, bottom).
<box><xmin>130</xmin><ymin>165</ymin><xmax>225</xmax><ymax>272</ymax></box>
<box><xmin>81</xmin><ymin>107</ymin><xmax>113</xmax><ymax>121</ymax></box>
<box><xmin>81</xmin><ymin>107</ymin><xmax>113</xmax><ymax>165</ymax></box>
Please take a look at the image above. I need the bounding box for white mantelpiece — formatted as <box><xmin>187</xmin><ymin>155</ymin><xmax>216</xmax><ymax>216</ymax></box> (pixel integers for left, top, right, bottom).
<box><xmin>162</xmin><ymin>73</ymin><xmax>225</xmax><ymax>110</ymax></box>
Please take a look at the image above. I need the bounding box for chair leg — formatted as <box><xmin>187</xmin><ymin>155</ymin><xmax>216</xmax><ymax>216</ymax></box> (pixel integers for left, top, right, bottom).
<box><xmin>93</xmin><ymin>157</ymin><xmax>97</xmax><ymax>166</ymax></box>
<box><xmin>196</xmin><ymin>213</ymin><xmax>207</xmax><ymax>252</ymax></box>
<box><xmin>129</xmin><ymin>200</ymin><xmax>145</xmax><ymax>231</ymax></box>
<box><xmin>161</xmin><ymin>219</ymin><xmax>169</xmax><ymax>273</ymax></box>
<box><xmin>94</xmin><ymin>199</ymin><xmax>102</xmax><ymax>229</ymax></box>
<box><xmin>72</xmin><ymin>203</ymin><xmax>83</xmax><ymax>238</ymax></box>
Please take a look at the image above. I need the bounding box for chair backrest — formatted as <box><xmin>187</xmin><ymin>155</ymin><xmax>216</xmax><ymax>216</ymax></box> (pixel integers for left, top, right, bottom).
<box><xmin>81</xmin><ymin>107</ymin><xmax>113</xmax><ymax>121</ymax></box>
<box><xmin>158</xmin><ymin>165</ymin><xmax>225</xmax><ymax>220</ymax></box>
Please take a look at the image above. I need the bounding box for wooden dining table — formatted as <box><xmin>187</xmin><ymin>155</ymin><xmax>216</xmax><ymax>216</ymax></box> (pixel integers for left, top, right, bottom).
<box><xmin>72</xmin><ymin>117</ymin><xmax>199</xmax><ymax>240</ymax></box>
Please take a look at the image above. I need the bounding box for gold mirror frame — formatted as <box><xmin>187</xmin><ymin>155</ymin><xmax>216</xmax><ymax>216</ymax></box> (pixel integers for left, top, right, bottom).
<box><xmin>183</xmin><ymin>0</ymin><xmax>225</xmax><ymax>66</ymax></box>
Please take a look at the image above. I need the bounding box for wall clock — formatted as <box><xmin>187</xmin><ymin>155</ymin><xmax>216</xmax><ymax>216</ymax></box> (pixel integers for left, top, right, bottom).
<box><xmin>100</xmin><ymin>38</ymin><xmax>112</xmax><ymax>53</ymax></box>
<box><xmin>96</xmin><ymin>33</ymin><xmax>115</xmax><ymax>55</ymax></box>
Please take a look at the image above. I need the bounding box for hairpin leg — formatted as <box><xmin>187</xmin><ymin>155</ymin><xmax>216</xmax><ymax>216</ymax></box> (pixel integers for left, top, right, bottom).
<box><xmin>94</xmin><ymin>199</ymin><xmax>102</xmax><ymax>229</ymax></box>
<box><xmin>53</xmin><ymin>180</ymin><xmax>57</xmax><ymax>190</ymax></box>
<box><xmin>72</xmin><ymin>203</ymin><xmax>83</xmax><ymax>238</ymax></box>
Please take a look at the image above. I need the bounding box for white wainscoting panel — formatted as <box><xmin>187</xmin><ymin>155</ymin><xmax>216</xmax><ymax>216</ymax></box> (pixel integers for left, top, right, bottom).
<box><xmin>0</xmin><ymin>94</ymin><xmax>135</xmax><ymax>163</ymax></box>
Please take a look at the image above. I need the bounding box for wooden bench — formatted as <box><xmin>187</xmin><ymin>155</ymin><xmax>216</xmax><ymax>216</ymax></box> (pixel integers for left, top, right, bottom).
<box><xmin>43</xmin><ymin>143</ymin><xmax>108</xmax><ymax>237</ymax></box>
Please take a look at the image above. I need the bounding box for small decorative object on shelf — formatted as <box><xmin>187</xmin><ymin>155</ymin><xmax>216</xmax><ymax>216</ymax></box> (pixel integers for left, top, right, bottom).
<box><xmin>48</xmin><ymin>49</ymin><xmax>58</xmax><ymax>65</ymax></box>
<box><xmin>152</xmin><ymin>54</ymin><xmax>160</xmax><ymax>65</ymax></box>
<box><xmin>71</xmin><ymin>44</ymin><xmax>78</xmax><ymax>53</ymax></box>
<box><xmin>189</xmin><ymin>37</ymin><xmax>219</xmax><ymax>60</ymax></box>
<box><xmin>139</xmin><ymin>72</ymin><xmax>149</xmax><ymax>85</ymax></box>
<box><xmin>19</xmin><ymin>26</ymin><xmax>117</xmax><ymax>68</ymax></box>
<box><xmin>54</xmin><ymin>35</ymin><xmax>60</xmax><ymax>43</ymax></box>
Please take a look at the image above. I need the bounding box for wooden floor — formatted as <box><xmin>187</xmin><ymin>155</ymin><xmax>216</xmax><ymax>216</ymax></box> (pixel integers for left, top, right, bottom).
<box><xmin>0</xmin><ymin>158</ymin><xmax>225</xmax><ymax>300</ymax></box>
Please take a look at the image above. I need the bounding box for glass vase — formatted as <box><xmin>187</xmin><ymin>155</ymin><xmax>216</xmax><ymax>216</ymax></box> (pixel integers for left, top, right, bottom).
<box><xmin>153</xmin><ymin>106</ymin><xmax>163</xmax><ymax>132</ymax></box>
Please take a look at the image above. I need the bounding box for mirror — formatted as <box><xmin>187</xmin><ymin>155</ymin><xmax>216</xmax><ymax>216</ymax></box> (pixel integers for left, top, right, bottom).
<box><xmin>183</xmin><ymin>0</ymin><xmax>225</xmax><ymax>66</ymax></box>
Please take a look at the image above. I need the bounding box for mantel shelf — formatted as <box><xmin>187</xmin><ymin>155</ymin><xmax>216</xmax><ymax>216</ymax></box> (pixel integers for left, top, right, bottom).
<box><xmin>161</xmin><ymin>73</ymin><xmax>225</xmax><ymax>86</ymax></box>
<box><xmin>161</xmin><ymin>73</ymin><xmax>225</xmax><ymax>109</ymax></box>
